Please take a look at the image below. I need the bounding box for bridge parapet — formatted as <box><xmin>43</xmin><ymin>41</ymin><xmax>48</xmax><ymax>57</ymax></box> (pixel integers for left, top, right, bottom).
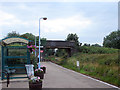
<box><xmin>44</xmin><ymin>40</ymin><xmax>76</xmax><ymax>57</ymax></box>
<box><xmin>45</xmin><ymin>40</ymin><xmax>75</xmax><ymax>49</ymax></box>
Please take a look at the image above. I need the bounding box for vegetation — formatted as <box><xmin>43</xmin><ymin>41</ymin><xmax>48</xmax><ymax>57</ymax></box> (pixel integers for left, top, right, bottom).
<box><xmin>30</xmin><ymin>53</ymin><xmax>38</xmax><ymax>69</ymax></box>
<box><xmin>103</xmin><ymin>30</ymin><xmax>120</xmax><ymax>49</ymax></box>
<box><xmin>66</xmin><ymin>53</ymin><xmax>119</xmax><ymax>87</ymax></box>
<box><xmin>55</xmin><ymin>49</ymin><xmax>67</xmax><ymax>57</ymax></box>
<box><xmin>6</xmin><ymin>31</ymin><xmax>47</xmax><ymax>46</ymax></box>
<box><xmin>20</xmin><ymin>33</ymin><xmax>35</xmax><ymax>42</ymax></box>
<box><xmin>78</xmin><ymin>46</ymin><xmax>118</xmax><ymax>54</ymax></box>
<box><xmin>91</xmin><ymin>44</ymin><xmax>101</xmax><ymax>47</ymax></box>
<box><xmin>66</xmin><ymin>33</ymin><xmax>80</xmax><ymax>46</ymax></box>
<box><xmin>66</xmin><ymin>33</ymin><xmax>81</xmax><ymax>51</ymax></box>
<box><xmin>7</xmin><ymin>31</ymin><xmax>20</xmax><ymax>37</ymax></box>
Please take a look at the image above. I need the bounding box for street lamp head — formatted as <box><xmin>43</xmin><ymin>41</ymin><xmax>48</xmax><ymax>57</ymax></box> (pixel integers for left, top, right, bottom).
<box><xmin>43</xmin><ymin>17</ymin><xmax>47</xmax><ymax>20</ymax></box>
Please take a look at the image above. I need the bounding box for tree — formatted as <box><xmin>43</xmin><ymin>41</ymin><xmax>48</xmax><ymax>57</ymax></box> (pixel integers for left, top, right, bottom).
<box><xmin>40</xmin><ymin>38</ymin><xmax>47</xmax><ymax>46</ymax></box>
<box><xmin>83</xmin><ymin>43</ymin><xmax>90</xmax><ymax>46</ymax></box>
<box><xmin>103</xmin><ymin>30</ymin><xmax>120</xmax><ymax>49</ymax></box>
<box><xmin>7</xmin><ymin>31</ymin><xmax>20</xmax><ymax>37</ymax></box>
<box><xmin>21</xmin><ymin>33</ymin><xmax>47</xmax><ymax>46</ymax></box>
<box><xmin>36</xmin><ymin>37</ymin><xmax>47</xmax><ymax>46</ymax></box>
<box><xmin>66</xmin><ymin>33</ymin><xmax>79</xmax><ymax>46</ymax></box>
<box><xmin>91</xmin><ymin>44</ymin><xmax>101</xmax><ymax>47</ymax></box>
<box><xmin>20</xmin><ymin>33</ymin><xmax>35</xmax><ymax>42</ymax></box>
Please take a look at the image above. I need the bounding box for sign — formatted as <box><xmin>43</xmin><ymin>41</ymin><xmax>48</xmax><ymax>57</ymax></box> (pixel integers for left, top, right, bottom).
<box><xmin>77</xmin><ymin>61</ymin><xmax>79</xmax><ymax>67</ymax></box>
<box><xmin>40</xmin><ymin>50</ymin><xmax>43</xmax><ymax>53</ymax></box>
<box><xmin>2</xmin><ymin>37</ymin><xmax>29</xmax><ymax>45</ymax></box>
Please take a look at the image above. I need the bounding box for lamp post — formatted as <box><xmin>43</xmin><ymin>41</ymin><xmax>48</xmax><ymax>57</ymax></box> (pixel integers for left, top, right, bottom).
<box><xmin>35</xmin><ymin>36</ymin><xmax>36</xmax><ymax>57</ymax></box>
<box><xmin>38</xmin><ymin>17</ymin><xmax>47</xmax><ymax>69</ymax></box>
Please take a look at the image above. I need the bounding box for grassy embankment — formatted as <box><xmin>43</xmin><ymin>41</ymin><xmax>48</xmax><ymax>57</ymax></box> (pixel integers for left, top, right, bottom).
<box><xmin>46</xmin><ymin>46</ymin><xmax>120</xmax><ymax>87</ymax></box>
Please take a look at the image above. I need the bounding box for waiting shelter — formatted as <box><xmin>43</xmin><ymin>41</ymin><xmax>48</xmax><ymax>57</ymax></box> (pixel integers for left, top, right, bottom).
<box><xmin>1</xmin><ymin>37</ymin><xmax>31</xmax><ymax>80</ymax></box>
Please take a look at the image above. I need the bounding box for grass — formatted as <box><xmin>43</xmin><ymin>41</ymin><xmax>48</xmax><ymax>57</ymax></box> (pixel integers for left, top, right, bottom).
<box><xmin>48</xmin><ymin>52</ymin><xmax>120</xmax><ymax>87</ymax></box>
<box><xmin>79</xmin><ymin>46</ymin><xmax>118</xmax><ymax>54</ymax></box>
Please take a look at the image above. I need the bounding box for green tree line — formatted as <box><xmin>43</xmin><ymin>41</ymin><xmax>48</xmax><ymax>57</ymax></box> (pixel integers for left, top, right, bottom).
<box><xmin>6</xmin><ymin>29</ymin><xmax>120</xmax><ymax>50</ymax></box>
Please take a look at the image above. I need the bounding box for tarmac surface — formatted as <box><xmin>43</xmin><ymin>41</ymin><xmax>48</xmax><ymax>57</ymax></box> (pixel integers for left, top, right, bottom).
<box><xmin>0</xmin><ymin>62</ymin><xmax>119</xmax><ymax>89</ymax></box>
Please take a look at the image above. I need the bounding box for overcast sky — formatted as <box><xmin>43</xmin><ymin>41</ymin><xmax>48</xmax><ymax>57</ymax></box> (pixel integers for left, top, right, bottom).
<box><xmin>0</xmin><ymin>0</ymin><xmax>118</xmax><ymax>45</ymax></box>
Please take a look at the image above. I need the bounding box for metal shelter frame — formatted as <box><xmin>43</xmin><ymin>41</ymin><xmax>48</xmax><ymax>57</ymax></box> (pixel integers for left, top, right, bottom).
<box><xmin>1</xmin><ymin>37</ymin><xmax>31</xmax><ymax>80</ymax></box>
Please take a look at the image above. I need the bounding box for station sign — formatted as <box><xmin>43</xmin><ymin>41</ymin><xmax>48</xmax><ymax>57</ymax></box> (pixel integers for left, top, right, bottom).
<box><xmin>2</xmin><ymin>37</ymin><xmax>29</xmax><ymax>45</ymax></box>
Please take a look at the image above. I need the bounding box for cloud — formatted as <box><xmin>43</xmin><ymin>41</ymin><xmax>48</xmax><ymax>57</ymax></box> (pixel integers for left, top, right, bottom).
<box><xmin>17</xmin><ymin>3</ymin><xmax>29</xmax><ymax>10</ymax></box>
<box><xmin>62</xmin><ymin>0</ymin><xmax>119</xmax><ymax>2</ymax></box>
<box><xmin>0</xmin><ymin>0</ymin><xmax>119</xmax><ymax>2</ymax></box>
<box><xmin>0</xmin><ymin>10</ymin><xmax>29</xmax><ymax>26</ymax></box>
<box><xmin>40</xmin><ymin>15</ymin><xmax>92</xmax><ymax>34</ymax></box>
<box><xmin>0</xmin><ymin>10</ymin><xmax>31</xmax><ymax>39</ymax></box>
<box><xmin>0</xmin><ymin>2</ymin><xmax>116</xmax><ymax>46</ymax></box>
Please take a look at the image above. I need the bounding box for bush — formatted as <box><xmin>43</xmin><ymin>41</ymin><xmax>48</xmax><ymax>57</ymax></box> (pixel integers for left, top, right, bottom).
<box><xmin>78</xmin><ymin>46</ymin><xmax>118</xmax><ymax>54</ymax></box>
<box><xmin>30</xmin><ymin>54</ymin><xmax>37</xmax><ymax>69</ymax></box>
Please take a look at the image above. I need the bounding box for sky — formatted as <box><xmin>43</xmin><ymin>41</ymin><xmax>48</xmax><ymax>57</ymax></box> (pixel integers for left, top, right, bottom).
<box><xmin>0</xmin><ymin>0</ymin><xmax>118</xmax><ymax>46</ymax></box>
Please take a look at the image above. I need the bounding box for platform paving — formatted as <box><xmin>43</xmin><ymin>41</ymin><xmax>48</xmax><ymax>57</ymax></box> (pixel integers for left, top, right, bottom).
<box><xmin>1</xmin><ymin>75</ymin><xmax>29</xmax><ymax>88</ymax></box>
<box><xmin>42</xmin><ymin>62</ymin><xmax>118</xmax><ymax>88</ymax></box>
<box><xmin>0</xmin><ymin>62</ymin><xmax>119</xmax><ymax>89</ymax></box>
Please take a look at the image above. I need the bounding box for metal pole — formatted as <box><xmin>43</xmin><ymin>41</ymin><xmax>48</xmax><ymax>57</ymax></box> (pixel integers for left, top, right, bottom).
<box><xmin>38</xmin><ymin>18</ymin><xmax>41</xmax><ymax>69</ymax></box>
<box><xmin>35</xmin><ymin>36</ymin><xmax>36</xmax><ymax>57</ymax></box>
<box><xmin>38</xmin><ymin>17</ymin><xmax>47</xmax><ymax>69</ymax></box>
